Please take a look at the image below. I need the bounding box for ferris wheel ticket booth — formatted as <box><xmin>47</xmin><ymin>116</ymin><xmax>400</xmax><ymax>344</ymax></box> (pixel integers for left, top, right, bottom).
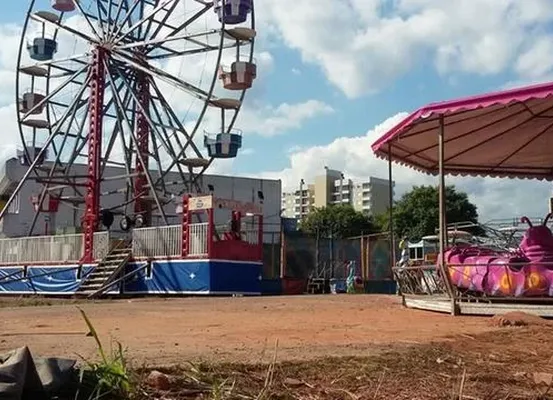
<box><xmin>123</xmin><ymin>195</ymin><xmax>264</xmax><ymax>296</ymax></box>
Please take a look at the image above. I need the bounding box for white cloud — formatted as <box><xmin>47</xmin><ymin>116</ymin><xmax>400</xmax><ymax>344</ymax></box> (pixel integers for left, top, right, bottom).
<box><xmin>258</xmin><ymin>113</ymin><xmax>553</xmax><ymax>221</ymax></box>
<box><xmin>234</xmin><ymin>99</ymin><xmax>334</xmax><ymax>137</ymax></box>
<box><xmin>514</xmin><ymin>36</ymin><xmax>553</xmax><ymax>79</ymax></box>
<box><xmin>257</xmin><ymin>0</ymin><xmax>553</xmax><ymax>98</ymax></box>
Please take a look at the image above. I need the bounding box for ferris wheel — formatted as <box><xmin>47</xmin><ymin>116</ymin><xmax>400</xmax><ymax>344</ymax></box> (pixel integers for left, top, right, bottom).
<box><xmin>4</xmin><ymin>0</ymin><xmax>257</xmax><ymax>252</ymax></box>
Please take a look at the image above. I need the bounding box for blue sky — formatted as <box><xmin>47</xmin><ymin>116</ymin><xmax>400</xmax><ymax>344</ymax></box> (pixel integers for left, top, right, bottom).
<box><xmin>2</xmin><ymin>1</ymin><xmax>553</xmax><ymax>220</ymax></box>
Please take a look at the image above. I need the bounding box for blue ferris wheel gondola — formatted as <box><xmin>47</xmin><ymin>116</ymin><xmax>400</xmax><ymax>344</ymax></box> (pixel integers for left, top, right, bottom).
<box><xmin>214</xmin><ymin>0</ymin><xmax>253</xmax><ymax>25</ymax></box>
<box><xmin>27</xmin><ymin>37</ymin><xmax>58</xmax><ymax>61</ymax></box>
<box><xmin>204</xmin><ymin>131</ymin><xmax>243</xmax><ymax>159</ymax></box>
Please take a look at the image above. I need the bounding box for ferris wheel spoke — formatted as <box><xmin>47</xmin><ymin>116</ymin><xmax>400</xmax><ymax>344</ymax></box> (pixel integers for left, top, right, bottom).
<box><xmin>117</xmin><ymin>29</ymin><xmax>219</xmax><ymax>55</ymax></box>
<box><xmin>148</xmin><ymin>99</ymin><xmax>190</xmax><ymax>190</ymax></box>
<box><xmin>148</xmin><ymin>77</ymin><xmax>203</xmax><ymax>156</ymax></box>
<box><xmin>104</xmin><ymin>58</ymin><xmax>169</xmax><ymax>224</ymax></box>
<box><xmin>111</xmin><ymin>51</ymin><xmax>210</xmax><ymax>100</ymax></box>
<box><xmin>109</xmin><ymin>0</ymin><xmax>142</xmax><ymax>41</ymax></box>
<box><xmin>147</xmin><ymin>129</ymin><xmax>169</xmax><ymax>195</ymax></box>
<box><xmin>91</xmin><ymin>77</ymin><xmax>134</xmax><ymax>199</ymax></box>
<box><xmin>0</xmin><ymin>72</ymin><xmax>91</xmax><ymax>222</ymax></box>
<box><xmin>62</xmin><ymin>107</ymin><xmax>90</xmax><ymax>177</ymax></box>
<box><xmin>149</xmin><ymin>99</ymin><xmax>192</xmax><ymax>164</ymax></box>
<box><xmin>20</xmin><ymin>53</ymin><xmax>90</xmax><ymax>71</ymax></box>
<box><xmin>101</xmin><ymin>81</ymin><xmax>133</xmax><ymax>175</ymax></box>
<box><xmin>71</xmin><ymin>0</ymin><xmax>104</xmax><ymax>41</ymax></box>
<box><xmin>112</xmin><ymin>0</ymin><xmax>177</xmax><ymax>46</ymax></box>
<box><xmin>114</xmin><ymin>67</ymin><xmax>188</xmax><ymax>192</ymax></box>
<box><xmin>140</xmin><ymin>0</ymin><xmax>181</xmax><ymax>45</ymax></box>
<box><xmin>146</xmin><ymin>71</ymin><xmax>215</xmax><ymax>189</ymax></box>
<box><xmin>148</xmin><ymin>39</ymin><xmax>238</xmax><ymax>61</ymax></box>
<box><xmin>95</xmin><ymin>0</ymin><xmax>110</xmax><ymax>39</ymax></box>
<box><xmin>20</xmin><ymin>64</ymin><xmax>89</xmax><ymax>121</ymax></box>
<box><xmin>106</xmin><ymin>0</ymin><xmax>131</xmax><ymax>40</ymax></box>
<box><xmin>146</xmin><ymin>3</ymin><xmax>212</xmax><ymax>50</ymax></box>
<box><xmin>30</xmin><ymin>12</ymin><xmax>98</xmax><ymax>45</ymax></box>
<box><xmin>37</xmin><ymin>102</ymin><xmax>87</xmax><ymax>196</ymax></box>
<box><xmin>186</xmin><ymin>158</ymin><xmax>214</xmax><ymax>194</ymax></box>
<box><xmin>49</xmin><ymin>82</ymin><xmax>93</xmax><ymax>171</ymax></box>
<box><xmin>136</xmin><ymin>0</ymin><xmax>177</xmax><ymax>47</ymax></box>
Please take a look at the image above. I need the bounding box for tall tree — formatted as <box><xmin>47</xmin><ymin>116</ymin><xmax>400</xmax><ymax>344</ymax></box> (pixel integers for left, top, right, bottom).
<box><xmin>300</xmin><ymin>204</ymin><xmax>376</xmax><ymax>238</ymax></box>
<box><xmin>378</xmin><ymin>185</ymin><xmax>480</xmax><ymax>240</ymax></box>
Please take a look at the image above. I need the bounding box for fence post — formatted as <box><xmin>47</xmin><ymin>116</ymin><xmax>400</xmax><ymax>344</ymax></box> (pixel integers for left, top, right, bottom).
<box><xmin>280</xmin><ymin>229</ymin><xmax>286</xmax><ymax>278</ymax></box>
<box><xmin>181</xmin><ymin>195</ymin><xmax>189</xmax><ymax>258</ymax></box>
<box><xmin>257</xmin><ymin>215</ymin><xmax>263</xmax><ymax>261</ymax></box>
<box><xmin>207</xmin><ymin>208</ymin><xmax>214</xmax><ymax>258</ymax></box>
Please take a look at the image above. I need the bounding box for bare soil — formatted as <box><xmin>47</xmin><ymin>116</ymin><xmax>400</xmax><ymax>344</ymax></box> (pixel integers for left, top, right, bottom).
<box><xmin>141</xmin><ymin>326</ymin><xmax>553</xmax><ymax>399</ymax></box>
<box><xmin>1</xmin><ymin>295</ymin><xmax>499</xmax><ymax>365</ymax></box>
<box><xmin>2</xmin><ymin>295</ymin><xmax>553</xmax><ymax>399</ymax></box>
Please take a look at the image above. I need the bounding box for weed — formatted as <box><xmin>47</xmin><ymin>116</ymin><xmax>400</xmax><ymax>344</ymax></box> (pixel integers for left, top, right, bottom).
<box><xmin>76</xmin><ymin>307</ymin><xmax>132</xmax><ymax>400</ymax></box>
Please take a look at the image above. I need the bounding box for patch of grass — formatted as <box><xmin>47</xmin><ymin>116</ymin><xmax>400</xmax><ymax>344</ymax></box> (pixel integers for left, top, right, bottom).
<box><xmin>136</xmin><ymin>338</ymin><xmax>553</xmax><ymax>400</ymax></box>
<box><xmin>0</xmin><ymin>296</ymin><xmax>54</xmax><ymax>308</ymax></box>
<box><xmin>76</xmin><ymin>307</ymin><xmax>133</xmax><ymax>400</ymax></box>
<box><xmin>0</xmin><ymin>296</ymin><xmax>99</xmax><ymax>308</ymax></box>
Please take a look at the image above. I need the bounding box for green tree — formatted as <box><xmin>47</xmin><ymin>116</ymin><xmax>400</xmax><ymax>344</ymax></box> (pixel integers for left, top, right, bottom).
<box><xmin>382</xmin><ymin>185</ymin><xmax>480</xmax><ymax>240</ymax></box>
<box><xmin>300</xmin><ymin>204</ymin><xmax>376</xmax><ymax>238</ymax></box>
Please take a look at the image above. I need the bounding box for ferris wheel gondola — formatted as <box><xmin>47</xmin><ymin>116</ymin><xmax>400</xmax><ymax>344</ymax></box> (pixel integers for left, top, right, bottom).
<box><xmin>2</xmin><ymin>0</ymin><xmax>257</xmax><ymax>262</ymax></box>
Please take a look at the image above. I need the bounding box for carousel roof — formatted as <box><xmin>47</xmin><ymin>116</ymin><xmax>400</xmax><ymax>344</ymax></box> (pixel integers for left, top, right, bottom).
<box><xmin>371</xmin><ymin>81</ymin><xmax>553</xmax><ymax>180</ymax></box>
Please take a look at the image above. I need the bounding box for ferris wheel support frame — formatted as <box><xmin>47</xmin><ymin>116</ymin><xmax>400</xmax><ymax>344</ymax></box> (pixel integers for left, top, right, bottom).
<box><xmin>82</xmin><ymin>47</ymin><xmax>107</xmax><ymax>264</ymax></box>
<box><xmin>134</xmin><ymin>68</ymin><xmax>151</xmax><ymax>224</ymax></box>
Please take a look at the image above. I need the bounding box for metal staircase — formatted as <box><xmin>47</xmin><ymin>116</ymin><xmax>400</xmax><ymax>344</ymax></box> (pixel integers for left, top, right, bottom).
<box><xmin>76</xmin><ymin>240</ymin><xmax>132</xmax><ymax>298</ymax></box>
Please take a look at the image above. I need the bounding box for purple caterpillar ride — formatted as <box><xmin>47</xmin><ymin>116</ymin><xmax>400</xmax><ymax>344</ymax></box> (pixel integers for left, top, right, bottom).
<box><xmin>438</xmin><ymin>214</ymin><xmax>553</xmax><ymax>297</ymax></box>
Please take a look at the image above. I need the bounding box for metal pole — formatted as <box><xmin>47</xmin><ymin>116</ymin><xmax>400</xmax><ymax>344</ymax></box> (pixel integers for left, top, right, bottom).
<box><xmin>438</xmin><ymin>115</ymin><xmax>456</xmax><ymax>314</ymax></box>
<box><xmin>134</xmin><ymin>68</ymin><xmax>151</xmax><ymax>225</ymax></box>
<box><xmin>388</xmin><ymin>144</ymin><xmax>395</xmax><ymax>266</ymax></box>
<box><xmin>388</xmin><ymin>144</ymin><xmax>399</xmax><ymax>297</ymax></box>
<box><xmin>81</xmin><ymin>47</ymin><xmax>106</xmax><ymax>264</ymax></box>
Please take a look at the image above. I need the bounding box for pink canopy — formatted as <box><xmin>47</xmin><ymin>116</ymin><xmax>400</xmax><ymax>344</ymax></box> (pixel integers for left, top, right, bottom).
<box><xmin>371</xmin><ymin>81</ymin><xmax>553</xmax><ymax>180</ymax></box>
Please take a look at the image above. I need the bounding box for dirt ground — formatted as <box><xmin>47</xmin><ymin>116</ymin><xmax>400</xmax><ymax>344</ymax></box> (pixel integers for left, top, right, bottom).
<box><xmin>0</xmin><ymin>295</ymin><xmax>499</xmax><ymax>365</ymax></box>
<box><xmin>2</xmin><ymin>295</ymin><xmax>553</xmax><ymax>399</ymax></box>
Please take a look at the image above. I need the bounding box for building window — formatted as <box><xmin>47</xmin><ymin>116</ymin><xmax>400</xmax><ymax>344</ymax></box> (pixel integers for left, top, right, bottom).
<box><xmin>7</xmin><ymin>194</ymin><xmax>20</xmax><ymax>214</ymax></box>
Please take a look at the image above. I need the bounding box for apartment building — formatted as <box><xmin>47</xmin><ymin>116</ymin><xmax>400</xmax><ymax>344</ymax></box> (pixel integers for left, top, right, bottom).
<box><xmin>281</xmin><ymin>168</ymin><xmax>394</xmax><ymax>220</ymax></box>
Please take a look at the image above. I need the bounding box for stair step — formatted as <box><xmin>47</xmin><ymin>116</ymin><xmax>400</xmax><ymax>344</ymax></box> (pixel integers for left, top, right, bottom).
<box><xmin>106</xmin><ymin>254</ymin><xmax>130</xmax><ymax>260</ymax></box>
<box><xmin>77</xmin><ymin>244</ymin><xmax>131</xmax><ymax>296</ymax></box>
<box><xmin>90</xmin><ymin>268</ymin><xmax>118</xmax><ymax>274</ymax></box>
<box><xmin>89</xmin><ymin>270</ymin><xmax>117</xmax><ymax>277</ymax></box>
<box><xmin>96</xmin><ymin>265</ymin><xmax>120</xmax><ymax>270</ymax></box>
<box><xmin>109</xmin><ymin>248</ymin><xmax>132</xmax><ymax>254</ymax></box>
<box><xmin>87</xmin><ymin>277</ymin><xmax>114</xmax><ymax>283</ymax></box>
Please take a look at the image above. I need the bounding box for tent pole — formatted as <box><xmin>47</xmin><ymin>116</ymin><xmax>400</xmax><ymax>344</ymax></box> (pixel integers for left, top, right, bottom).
<box><xmin>438</xmin><ymin>115</ymin><xmax>457</xmax><ymax>315</ymax></box>
<box><xmin>388</xmin><ymin>144</ymin><xmax>401</xmax><ymax>300</ymax></box>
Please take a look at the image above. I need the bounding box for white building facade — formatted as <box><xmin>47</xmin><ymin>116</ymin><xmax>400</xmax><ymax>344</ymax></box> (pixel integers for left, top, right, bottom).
<box><xmin>282</xmin><ymin>169</ymin><xmax>394</xmax><ymax>220</ymax></box>
<box><xmin>0</xmin><ymin>157</ymin><xmax>282</xmax><ymax>240</ymax></box>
